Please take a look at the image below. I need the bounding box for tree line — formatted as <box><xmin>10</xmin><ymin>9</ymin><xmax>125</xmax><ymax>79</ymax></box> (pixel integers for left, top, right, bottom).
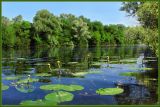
<box><xmin>2</xmin><ymin>1</ymin><xmax>158</xmax><ymax>56</ymax></box>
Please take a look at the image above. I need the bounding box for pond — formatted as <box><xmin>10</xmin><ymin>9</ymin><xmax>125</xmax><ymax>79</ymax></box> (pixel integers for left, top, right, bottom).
<box><xmin>2</xmin><ymin>45</ymin><xmax>158</xmax><ymax>105</ymax></box>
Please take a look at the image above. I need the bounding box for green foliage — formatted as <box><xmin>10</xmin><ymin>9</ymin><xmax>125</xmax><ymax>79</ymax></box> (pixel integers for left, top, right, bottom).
<box><xmin>96</xmin><ymin>88</ymin><xmax>124</xmax><ymax>95</ymax></box>
<box><xmin>120</xmin><ymin>1</ymin><xmax>158</xmax><ymax>56</ymax></box>
<box><xmin>2</xmin><ymin>84</ymin><xmax>9</xmax><ymax>91</ymax></box>
<box><xmin>33</xmin><ymin>9</ymin><xmax>61</xmax><ymax>46</ymax></box>
<box><xmin>45</xmin><ymin>91</ymin><xmax>74</xmax><ymax>103</ymax></box>
<box><xmin>20</xmin><ymin>99</ymin><xmax>57</xmax><ymax>105</ymax></box>
<box><xmin>119</xmin><ymin>72</ymin><xmax>140</xmax><ymax>76</ymax></box>
<box><xmin>124</xmin><ymin>26</ymin><xmax>146</xmax><ymax>44</ymax></box>
<box><xmin>40</xmin><ymin>84</ymin><xmax>84</xmax><ymax>91</ymax></box>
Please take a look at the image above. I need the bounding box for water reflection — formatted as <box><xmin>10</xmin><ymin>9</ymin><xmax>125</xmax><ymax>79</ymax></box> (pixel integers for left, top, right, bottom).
<box><xmin>2</xmin><ymin>45</ymin><xmax>158</xmax><ymax>105</ymax></box>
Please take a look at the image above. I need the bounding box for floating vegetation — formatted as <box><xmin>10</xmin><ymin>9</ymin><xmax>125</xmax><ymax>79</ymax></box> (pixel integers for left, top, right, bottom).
<box><xmin>16</xmin><ymin>78</ymin><xmax>39</xmax><ymax>84</ymax></box>
<box><xmin>91</xmin><ymin>62</ymin><xmax>104</xmax><ymax>68</ymax></box>
<box><xmin>35</xmin><ymin>73</ymin><xmax>52</xmax><ymax>77</ymax></box>
<box><xmin>67</xmin><ymin>62</ymin><xmax>78</xmax><ymax>65</ymax></box>
<box><xmin>130</xmin><ymin>67</ymin><xmax>153</xmax><ymax>71</ymax></box>
<box><xmin>40</xmin><ymin>84</ymin><xmax>84</xmax><ymax>91</ymax></box>
<box><xmin>2</xmin><ymin>84</ymin><xmax>9</xmax><ymax>91</ymax></box>
<box><xmin>4</xmin><ymin>76</ymin><xmax>21</xmax><ymax>80</ymax></box>
<box><xmin>45</xmin><ymin>91</ymin><xmax>74</xmax><ymax>103</ymax></box>
<box><xmin>119</xmin><ymin>72</ymin><xmax>140</xmax><ymax>76</ymax></box>
<box><xmin>120</xmin><ymin>59</ymin><xmax>137</xmax><ymax>63</ymax></box>
<box><xmin>96</xmin><ymin>88</ymin><xmax>124</xmax><ymax>95</ymax></box>
<box><xmin>20</xmin><ymin>99</ymin><xmax>57</xmax><ymax>105</ymax></box>
<box><xmin>15</xmin><ymin>84</ymin><xmax>35</xmax><ymax>93</ymax></box>
<box><xmin>72</xmin><ymin>70</ymin><xmax>101</xmax><ymax>77</ymax></box>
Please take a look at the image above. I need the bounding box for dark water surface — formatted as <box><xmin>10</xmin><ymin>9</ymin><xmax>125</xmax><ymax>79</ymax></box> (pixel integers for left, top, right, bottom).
<box><xmin>2</xmin><ymin>45</ymin><xmax>158</xmax><ymax>105</ymax></box>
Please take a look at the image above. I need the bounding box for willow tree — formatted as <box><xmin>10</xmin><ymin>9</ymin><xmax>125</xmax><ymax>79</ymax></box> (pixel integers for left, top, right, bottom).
<box><xmin>72</xmin><ymin>18</ymin><xmax>91</xmax><ymax>47</ymax></box>
<box><xmin>33</xmin><ymin>9</ymin><xmax>62</xmax><ymax>46</ymax></box>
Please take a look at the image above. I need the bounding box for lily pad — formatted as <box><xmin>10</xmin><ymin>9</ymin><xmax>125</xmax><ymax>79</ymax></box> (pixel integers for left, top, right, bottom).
<box><xmin>4</xmin><ymin>76</ymin><xmax>21</xmax><ymax>80</ymax></box>
<box><xmin>119</xmin><ymin>72</ymin><xmax>140</xmax><ymax>76</ymax></box>
<box><xmin>15</xmin><ymin>84</ymin><xmax>35</xmax><ymax>93</ymax></box>
<box><xmin>16</xmin><ymin>78</ymin><xmax>39</xmax><ymax>84</ymax></box>
<box><xmin>35</xmin><ymin>73</ymin><xmax>52</xmax><ymax>77</ymax></box>
<box><xmin>67</xmin><ymin>62</ymin><xmax>78</xmax><ymax>65</ymax></box>
<box><xmin>45</xmin><ymin>91</ymin><xmax>74</xmax><ymax>103</ymax></box>
<box><xmin>120</xmin><ymin>59</ymin><xmax>137</xmax><ymax>63</ymax></box>
<box><xmin>96</xmin><ymin>88</ymin><xmax>124</xmax><ymax>95</ymax></box>
<box><xmin>130</xmin><ymin>67</ymin><xmax>153</xmax><ymax>71</ymax></box>
<box><xmin>2</xmin><ymin>84</ymin><xmax>9</xmax><ymax>91</ymax></box>
<box><xmin>40</xmin><ymin>84</ymin><xmax>84</xmax><ymax>91</ymax></box>
<box><xmin>72</xmin><ymin>70</ymin><xmax>101</xmax><ymax>77</ymax></box>
<box><xmin>20</xmin><ymin>99</ymin><xmax>57</xmax><ymax>105</ymax></box>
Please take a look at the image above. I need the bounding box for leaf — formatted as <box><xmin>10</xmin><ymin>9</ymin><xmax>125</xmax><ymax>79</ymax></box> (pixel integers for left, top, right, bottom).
<box><xmin>2</xmin><ymin>84</ymin><xmax>9</xmax><ymax>91</ymax></box>
<box><xmin>4</xmin><ymin>76</ymin><xmax>21</xmax><ymax>80</ymax></box>
<box><xmin>40</xmin><ymin>84</ymin><xmax>84</xmax><ymax>91</ymax></box>
<box><xmin>35</xmin><ymin>73</ymin><xmax>52</xmax><ymax>77</ymax></box>
<box><xmin>20</xmin><ymin>99</ymin><xmax>57</xmax><ymax>105</ymax></box>
<box><xmin>45</xmin><ymin>91</ymin><xmax>74</xmax><ymax>103</ymax></box>
<box><xmin>15</xmin><ymin>84</ymin><xmax>35</xmax><ymax>93</ymax></box>
<box><xmin>16</xmin><ymin>78</ymin><xmax>39</xmax><ymax>84</ymax></box>
<box><xmin>119</xmin><ymin>72</ymin><xmax>140</xmax><ymax>76</ymax></box>
<box><xmin>96</xmin><ymin>88</ymin><xmax>124</xmax><ymax>95</ymax></box>
<box><xmin>72</xmin><ymin>70</ymin><xmax>101</xmax><ymax>77</ymax></box>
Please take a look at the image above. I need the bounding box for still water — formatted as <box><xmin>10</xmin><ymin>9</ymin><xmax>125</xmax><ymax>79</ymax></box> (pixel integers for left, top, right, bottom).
<box><xmin>2</xmin><ymin>45</ymin><xmax>158</xmax><ymax>105</ymax></box>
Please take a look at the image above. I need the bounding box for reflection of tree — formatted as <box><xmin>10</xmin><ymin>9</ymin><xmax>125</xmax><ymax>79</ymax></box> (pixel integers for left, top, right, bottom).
<box><xmin>115</xmin><ymin>84</ymin><xmax>157</xmax><ymax>104</ymax></box>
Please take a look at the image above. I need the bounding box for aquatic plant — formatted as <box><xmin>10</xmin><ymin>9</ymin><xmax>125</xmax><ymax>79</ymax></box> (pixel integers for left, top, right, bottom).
<box><xmin>96</xmin><ymin>88</ymin><xmax>124</xmax><ymax>95</ymax></box>
<box><xmin>20</xmin><ymin>99</ymin><xmax>57</xmax><ymax>105</ymax></box>
<box><xmin>40</xmin><ymin>84</ymin><xmax>84</xmax><ymax>91</ymax></box>
<box><xmin>72</xmin><ymin>70</ymin><xmax>102</xmax><ymax>77</ymax></box>
<box><xmin>35</xmin><ymin>73</ymin><xmax>52</xmax><ymax>77</ymax></box>
<box><xmin>2</xmin><ymin>84</ymin><xmax>9</xmax><ymax>91</ymax></box>
<box><xmin>45</xmin><ymin>91</ymin><xmax>74</xmax><ymax>103</ymax></box>
<box><xmin>4</xmin><ymin>76</ymin><xmax>21</xmax><ymax>80</ymax></box>
<box><xmin>15</xmin><ymin>84</ymin><xmax>35</xmax><ymax>93</ymax></box>
<box><xmin>16</xmin><ymin>78</ymin><xmax>39</xmax><ymax>84</ymax></box>
<box><xmin>119</xmin><ymin>72</ymin><xmax>140</xmax><ymax>76</ymax></box>
<box><xmin>120</xmin><ymin>58</ymin><xmax>137</xmax><ymax>63</ymax></box>
<box><xmin>130</xmin><ymin>67</ymin><xmax>153</xmax><ymax>71</ymax></box>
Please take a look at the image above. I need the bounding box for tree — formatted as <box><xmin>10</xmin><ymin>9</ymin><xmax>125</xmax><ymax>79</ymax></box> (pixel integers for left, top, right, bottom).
<box><xmin>72</xmin><ymin>18</ymin><xmax>91</xmax><ymax>47</ymax></box>
<box><xmin>33</xmin><ymin>9</ymin><xmax>61</xmax><ymax>46</ymax></box>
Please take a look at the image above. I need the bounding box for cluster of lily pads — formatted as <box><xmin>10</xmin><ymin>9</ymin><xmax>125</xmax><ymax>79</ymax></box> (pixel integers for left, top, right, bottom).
<box><xmin>20</xmin><ymin>84</ymin><xmax>84</xmax><ymax>105</ymax></box>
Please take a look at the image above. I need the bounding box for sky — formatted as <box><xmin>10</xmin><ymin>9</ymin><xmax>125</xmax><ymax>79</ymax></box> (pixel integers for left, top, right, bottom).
<box><xmin>2</xmin><ymin>2</ymin><xmax>139</xmax><ymax>26</ymax></box>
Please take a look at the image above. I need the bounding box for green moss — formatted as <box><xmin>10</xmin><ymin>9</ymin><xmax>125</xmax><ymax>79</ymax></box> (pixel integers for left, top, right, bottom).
<box><xmin>96</xmin><ymin>88</ymin><xmax>124</xmax><ymax>95</ymax></box>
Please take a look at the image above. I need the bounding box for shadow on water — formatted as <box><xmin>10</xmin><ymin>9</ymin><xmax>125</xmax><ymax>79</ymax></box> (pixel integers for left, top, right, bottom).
<box><xmin>2</xmin><ymin>45</ymin><xmax>158</xmax><ymax>105</ymax></box>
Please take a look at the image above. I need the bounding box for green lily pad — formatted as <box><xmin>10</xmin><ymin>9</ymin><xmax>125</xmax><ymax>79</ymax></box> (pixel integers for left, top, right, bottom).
<box><xmin>2</xmin><ymin>84</ymin><xmax>9</xmax><ymax>91</ymax></box>
<box><xmin>16</xmin><ymin>78</ymin><xmax>39</xmax><ymax>84</ymax></box>
<box><xmin>119</xmin><ymin>72</ymin><xmax>140</xmax><ymax>76</ymax></box>
<box><xmin>20</xmin><ymin>99</ymin><xmax>57</xmax><ymax>105</ymax></box>
<box><xmin>4</xmin><ymin>76</ymin><xmax>21</xmax><ymax>80</ymax></box>
<box><xmin>120</xmin><ymin>59</ymin><xmax>137</xmax><ymax>63</ymax></box>
<box><xmin>72</xmin><ymin>70</ymin><xmax>101</xmax><ymax>77</ymax></box>
<box><xmin>40</xmin><ymin>84</ymin><xmax>84</xmax><ymax>91</ymax></box>
<box><xmin>67</xmin><ymin>62</ymin><xmax>78</xmax><ymax>65</ymax></box>
<box><xmin>45</xmin><ymin>91</ymin><xmax>74</xmax><ymax>103</ymax></box>
<box><xmin>35</xmin><ymin>73</ymin><xmax>52</xmax><ymax>77</ymax></box>
<box><xmin>15</xmin><ymin>84</ymin><xmax>35</xmax><ymax>93</ymax></box>
<box><xmin>96</xmin><ymin>88</ymin><xmax>124</xmax><ymax>95</ymax></box>
<box><xmin>130</xmin><ymin>67</ymin><xmax>153</xmax><ymax>71</ymax></box>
